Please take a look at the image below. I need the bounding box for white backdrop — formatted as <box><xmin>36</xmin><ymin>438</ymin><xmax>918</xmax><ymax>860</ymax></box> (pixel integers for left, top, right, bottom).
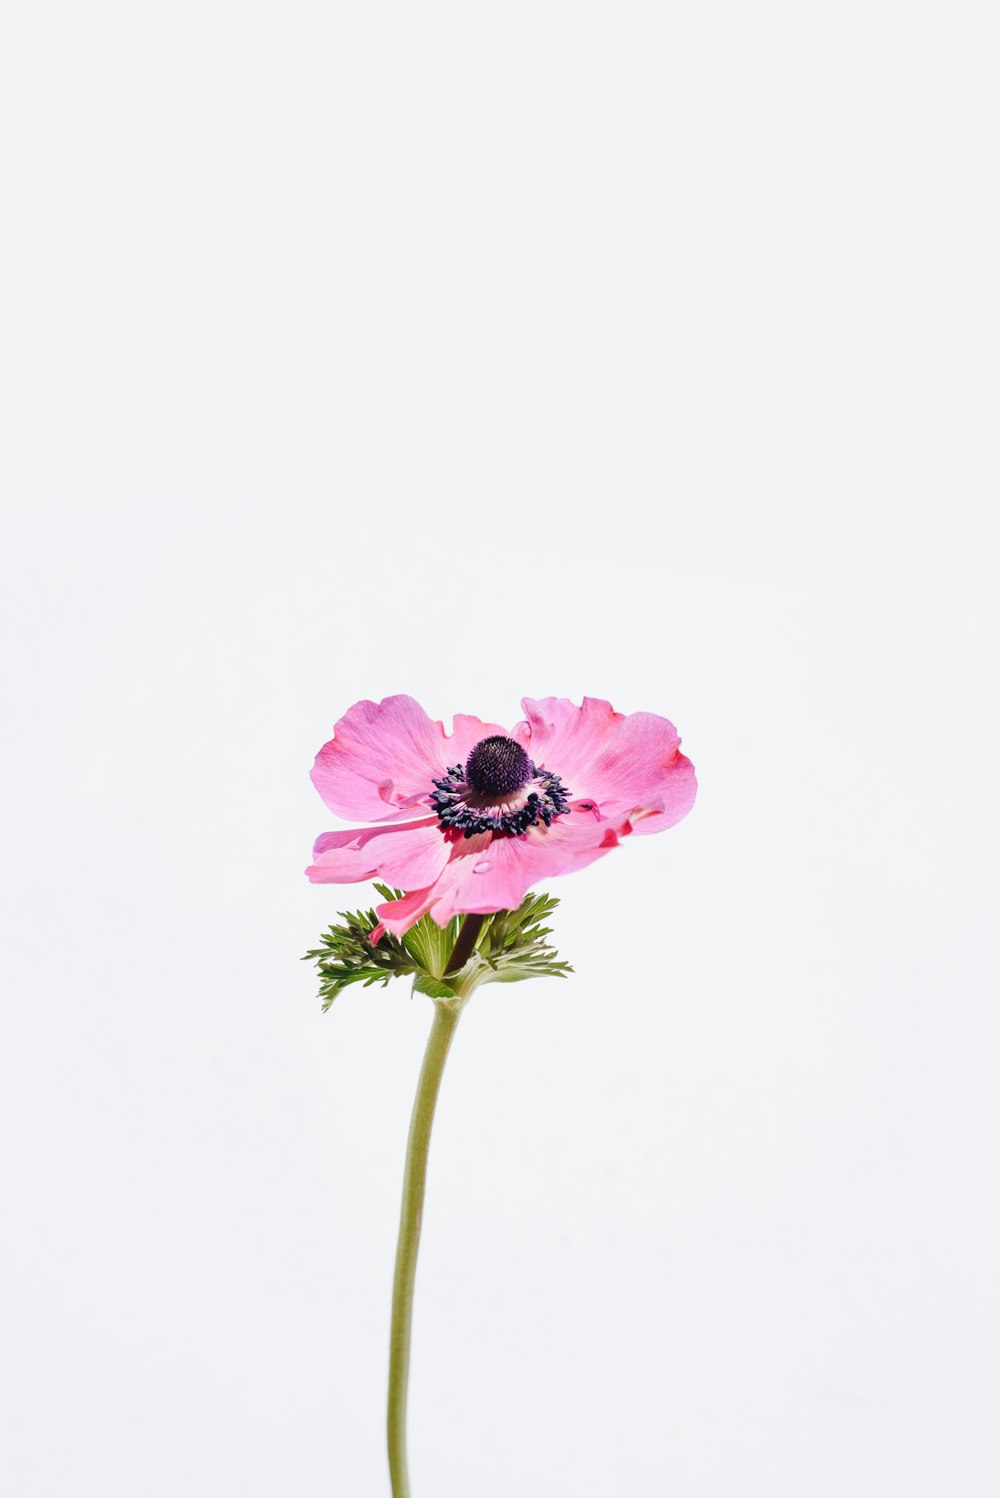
<box><xmin>2</xmin><ymin>3</ymin><xmax>998</xmax><ymax>1495</ymax></box>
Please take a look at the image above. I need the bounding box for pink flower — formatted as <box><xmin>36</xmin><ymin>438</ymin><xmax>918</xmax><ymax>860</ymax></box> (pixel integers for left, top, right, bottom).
<box><xmin>306</xmin><ymin>696</ymin><xmax>696</xmax><ymax>937</ymax></box>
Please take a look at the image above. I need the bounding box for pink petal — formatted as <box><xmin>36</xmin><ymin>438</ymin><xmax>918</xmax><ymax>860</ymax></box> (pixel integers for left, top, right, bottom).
<box><xmin>609</xmin><ymin>751</ymin><xmax>698</xmax><ymax>834</ymax></box>
<box><xmin>519</xmin><ymin>697</ymin><xmax>696</xmax><ymax>833</ymax></box>
<box><xmin>310</xmin><ymin>697</ymin><xmax>520</xmax><ymax>824</ymax></box>
<box><xmin>518</xmin><ymin>696</ymin><xmax>624</xmax><ymax>783</ymax></box>
<box><xmin>446</xmin><ymin>714</ymin><xmax>516</xmax><ymax>763</ymax></box>
<box><xmin>427</xmin><ymin>808</ymin><xmax>625</xmax><ymax>922</ymax></box>
<box><xmin>310</xmin><ymin>695</ymin><xmax>450</xmax><ymax>823</ymax></box>
<box><xmin>307</xmin><ymin>817</ymin><xmax>451</xmax><ymax>889</ymax></box>
<box><xmin>375</xmin><ymin>885</ymin><xmax>440</xmax><ymax>937</ymax></box>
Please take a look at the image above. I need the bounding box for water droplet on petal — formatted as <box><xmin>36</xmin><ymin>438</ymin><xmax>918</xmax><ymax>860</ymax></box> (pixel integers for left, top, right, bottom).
<box><xmin>473</xmin><ymin>860</ymin><xmax>492</xmax><ymax>874</ymax></box>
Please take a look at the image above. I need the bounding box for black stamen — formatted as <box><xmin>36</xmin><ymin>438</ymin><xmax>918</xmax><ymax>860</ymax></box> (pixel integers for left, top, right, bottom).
<box><xmin>430</xmin><ymin>751</ymin><xmax>573</xmax><ymax>839</ymax></box>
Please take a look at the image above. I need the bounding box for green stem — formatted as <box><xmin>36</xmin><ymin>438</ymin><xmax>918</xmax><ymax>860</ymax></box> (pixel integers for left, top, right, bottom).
<box><xmin>387</xmin><ymin>997</ymin><xmax>462</xmax><ymax>1498</ymax></box>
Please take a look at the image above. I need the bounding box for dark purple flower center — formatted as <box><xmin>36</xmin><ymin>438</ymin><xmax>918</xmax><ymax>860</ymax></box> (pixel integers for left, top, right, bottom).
<box><xmin>464</xmin><ymin>735</ymin><xmax>533</xmax><ymax>798</ymax></box>
<box><xmin>429</xmin><ymin>740</ymin><xmax>573</xmax><ymax>839</ymax></box>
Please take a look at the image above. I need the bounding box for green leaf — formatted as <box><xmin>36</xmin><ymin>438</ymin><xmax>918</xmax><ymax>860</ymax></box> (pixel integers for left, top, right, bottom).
<box><xmin>305</xmin><ymin>886</ymin><xmax>572</xmax><ymax>1009</ymax></box>
<box><xmin>412</xmin><ymin>973</ymin><xmax>460</xmax><ymax>1000</ymax></box>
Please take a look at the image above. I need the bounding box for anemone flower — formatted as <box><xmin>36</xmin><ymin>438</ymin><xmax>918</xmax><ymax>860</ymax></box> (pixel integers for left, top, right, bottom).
<box><xmin>304</xmin><ymin>695</ymin><xmax>696</xmax><ymax>1498</ymax></box>
<box><xmin>307</xmin><ymin>695</ymin><xmax>696</xmax><ymax>936</ymax></box>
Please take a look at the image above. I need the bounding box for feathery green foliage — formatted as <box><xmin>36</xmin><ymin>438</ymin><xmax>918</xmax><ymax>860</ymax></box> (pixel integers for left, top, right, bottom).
<box><xmin>304</xmin><ymin>885</ymin><xmax>572</xmax><ymax>1009</ymax></box>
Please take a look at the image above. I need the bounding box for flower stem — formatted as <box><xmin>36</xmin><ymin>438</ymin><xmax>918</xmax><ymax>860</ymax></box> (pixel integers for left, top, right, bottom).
<box><xmin>444</xmin><ymin>911</ymin><xmax>486</xmax><ymax>975</ymax></box>
<box><xmin>387</xmin><ymin>996</ymin><xmax>462</xmax><ymax>1498</ymax></box>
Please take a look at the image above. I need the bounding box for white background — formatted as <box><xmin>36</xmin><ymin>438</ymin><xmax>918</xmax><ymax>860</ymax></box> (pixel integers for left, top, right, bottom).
<box><xmin>1</xmin><ymin>3</ymin><xmax>997</xmax><ymax>1495</ymax></box>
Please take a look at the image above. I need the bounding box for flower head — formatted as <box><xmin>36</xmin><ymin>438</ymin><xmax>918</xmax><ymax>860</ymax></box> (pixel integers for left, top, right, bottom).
<box><xmin>306</xmin><ymin>696</ymin><xmax>696</xmax><ymax>937</ymax></box>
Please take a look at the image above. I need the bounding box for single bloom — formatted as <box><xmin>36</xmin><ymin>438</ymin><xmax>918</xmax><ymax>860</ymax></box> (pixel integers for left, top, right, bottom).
<box><xmin>306</xmin><ymin>696</ymin><xmax>696</xmax><ymax>937</ymax></box>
